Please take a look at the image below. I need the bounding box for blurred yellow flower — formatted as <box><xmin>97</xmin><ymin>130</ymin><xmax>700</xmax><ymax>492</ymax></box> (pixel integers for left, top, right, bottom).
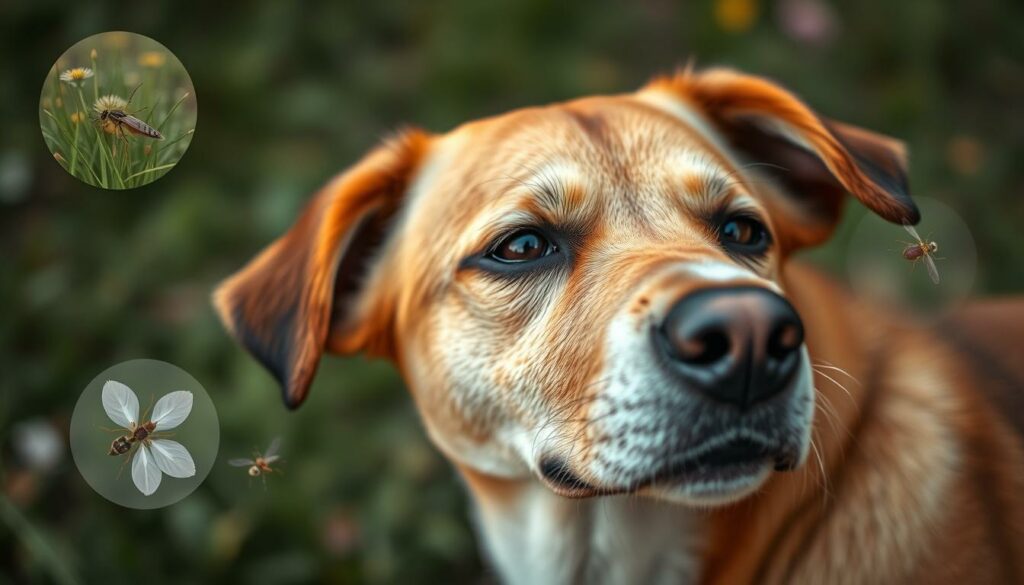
<box><xmin>59</xmin><ymin>67</ymin><xmax>94</xmax><ymax>87</ymax></box>
<box><xmin>55</xmin><ymin>97</ymin><xmax>63</xmax><ymax>108</ymax></box>
<box><xmin>715</xmin><ymin>0</ymin><xmax>759</xmax><ymax>33</ymax></box>
<box><xmin>70</xmin><ymin>111</ymin><xmax>86</xmax><ymax>124</ymax></box>
<box><xmin>947</xmin><ymin>135</ymin><xmax>984</xmax><ymax>176</ymax></box>
<box><xmin>104</xmin><ymin>32</ymin><xmax>130</xmax><ymax>49</ymax></box>
<box><xmin>90</xmin><ymin>48</ymin><xmax>98</xmax><ymax>60</ymax></box>
<box><xmin>138</xmin><ymin>51</ymin><xmax>166</xmax><ymax>68</ymax></box>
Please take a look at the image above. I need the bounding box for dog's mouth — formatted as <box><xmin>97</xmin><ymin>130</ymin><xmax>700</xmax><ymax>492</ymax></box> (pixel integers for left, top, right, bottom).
<box><xmin>539</xmin><ymin>437</ymin><xmax>796</xmax><ymax>499</ymax></box>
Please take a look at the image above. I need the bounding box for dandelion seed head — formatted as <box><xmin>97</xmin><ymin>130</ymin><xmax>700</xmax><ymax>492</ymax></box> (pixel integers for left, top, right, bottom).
<box><xmin>59</xmin><ymin>67</ymin><xmax>94</xmax><ymax>86</ymax></box>
<box><xmin>94</xmin><ymin>94</ymin><xmax>128</xmax><ymax>114</ymax></box>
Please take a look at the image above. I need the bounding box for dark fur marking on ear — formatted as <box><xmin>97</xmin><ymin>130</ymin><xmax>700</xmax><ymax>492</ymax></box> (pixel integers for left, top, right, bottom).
<box><xmin>233</xmin><ymin>302</ymin><xmax>299</xmax><ymax>408</ymax></box>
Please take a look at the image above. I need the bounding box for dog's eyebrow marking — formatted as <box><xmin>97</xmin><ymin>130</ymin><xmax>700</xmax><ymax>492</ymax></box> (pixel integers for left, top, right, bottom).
<box><xmin>510</xmin><ymin>161</ymin><xmax>588</xmax><ymax>217</ymax></box>
<box><xmin>669</xmin><ymin>151</ymin><xmax>754</xmax><ymax>208</ymax></box>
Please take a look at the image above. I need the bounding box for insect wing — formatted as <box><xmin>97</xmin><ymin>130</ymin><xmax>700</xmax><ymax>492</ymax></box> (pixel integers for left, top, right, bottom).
<box><xmin>903</xmin><ymin>223</ymin><xmax>923</xmax><ymax>242</ymax></box>
<box><xmin>923</xmin><ymin>254</ymin><xmax>941</xmax><ymax>284</ymax></box>
<box><xmin>263</xmin><ymin>455</ymin><xmax>280</xmax><ymax>464</ymax></box>
<box><xmin>132</xmin><ymin>443</ymin><xmax>162</xmax><ymax>496</ymax></box>
<box><xmin>102</xmin><ymin>380</ymin><xmax>139</xmax><ymax>429</ymax></box>
<box><xmin>228</xmin><ymin>458</ymin><xmax>256</xmax><ymax>467</ymax></box>
<box><xmin>149</xmin><ymin>439</ymin><xmax>196</xmax><ymax>478</ymax></box>
<box><xmin>264</xmin><ymin>437</ymin><xmax>282</xmax><ymax>459</ymax></box>
<box><xmin>151</xmin><ymin>391</ymin><xmax>194</xmax><ymax>430</ymax></box>
<box><xmin>117</xmin><ymin>114</ymin><xmax>164</xmax><ymax>140</ymax></box>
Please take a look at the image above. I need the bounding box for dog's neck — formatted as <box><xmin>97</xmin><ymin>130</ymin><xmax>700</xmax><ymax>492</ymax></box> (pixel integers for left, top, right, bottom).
<box><xmin>460</xmin><ymin>468</ymin><xmax>701</xmax><ymax>585</ymax></box>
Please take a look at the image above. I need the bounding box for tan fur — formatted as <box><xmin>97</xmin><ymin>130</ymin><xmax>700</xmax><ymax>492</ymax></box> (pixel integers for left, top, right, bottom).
<box><xmin>215</xmin><ymin>67</ymin><xmax>1024</xmax><ymax>583</ymax></box>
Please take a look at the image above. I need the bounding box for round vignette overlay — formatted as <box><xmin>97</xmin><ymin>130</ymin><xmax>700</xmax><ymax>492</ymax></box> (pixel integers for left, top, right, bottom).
<box><xmin>39</xmin><ymin>31</ymin><xmax>197</xmax><ymax>190</ymax></box>
<box><xmin>70</xmin><ymin>359</ymin><xmax>219</xmax><ymax>509</ymax></box>
<box><xmin>846</xmin><ymin>196</ymin><xmax>978</xmax><ymax>316</ymax></box>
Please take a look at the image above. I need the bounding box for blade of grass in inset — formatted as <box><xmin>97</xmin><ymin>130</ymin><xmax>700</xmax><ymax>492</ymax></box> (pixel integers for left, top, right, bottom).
<box><xmin>43</xmin><ymin>109</ymin><xmax>102</xmax><ymax>185</ymax></box>
<box><xmin>69</xmin><ymin>118</ymin><xmax>81</xmax><ymax>175</ymax></box>
<box><xmin>77</xmin><ymin>90</ymin><xmax>121</xmax><ymax>188</ymax></box>
<box><xmin>124</xmin><ymin>163</ymin><xmax>176</xmax><ymax>181</ymax></box>
<box><xmin>156</xmin><ymin>92</ymin><xmax>189</xmax><ymax>132</ymax></box>
<box><xmin>143</xmin><ymin>96</ymin><xmax>162</xmax><ymax>125</ymax></box>
<box><xmin>156</xmin><ymin>129</ymin><xmax>194</xmax><ymax>163</ymax></box>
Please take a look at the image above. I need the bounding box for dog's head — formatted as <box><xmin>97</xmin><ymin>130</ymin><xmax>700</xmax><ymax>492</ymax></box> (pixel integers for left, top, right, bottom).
<box><xmin>215</xmin><ymin>68</ymin><xmax>913</xmax><ymax>506</ymax></box>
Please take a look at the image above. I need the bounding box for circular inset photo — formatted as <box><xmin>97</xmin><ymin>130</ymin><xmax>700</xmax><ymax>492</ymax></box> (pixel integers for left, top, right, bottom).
<box><xmin>39</xmin><ymin>32</ymin><xmax>197</xmax><ymax>189</ymax></box>
<box><xmin>70</xmin><ymin>359</ymin><xmax>219</xmax><ymax>509</ymax></box>
<box><xmin>846</xmin><ymin>196</ymin><xmax>978</xmax><ymax>316</ymax></box>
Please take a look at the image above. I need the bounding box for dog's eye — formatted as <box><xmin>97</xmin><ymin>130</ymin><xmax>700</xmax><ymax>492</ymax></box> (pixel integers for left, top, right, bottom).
<box><xmin>489</xmin><ymin>229</ymin><xmax>557</xmax><ymax>263</ymax></box>
<box><xmin>719</xmin><ymin>216</ymin><xmax>770</xmax><ymax>254</ymax></box>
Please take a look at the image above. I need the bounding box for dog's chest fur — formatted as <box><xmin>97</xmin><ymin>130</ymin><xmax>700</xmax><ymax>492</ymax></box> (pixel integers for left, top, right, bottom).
<box><xmin>472</xmin><ymin>481</ymin><xmax>701</xmax><ymax>585</ymax></box>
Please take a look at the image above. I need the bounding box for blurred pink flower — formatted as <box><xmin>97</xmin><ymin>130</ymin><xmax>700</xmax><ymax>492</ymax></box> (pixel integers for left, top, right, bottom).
<box><xmin>777</xmin><ymin>0</ymin><xmax>838</xmax><ymax>47</ymax></box>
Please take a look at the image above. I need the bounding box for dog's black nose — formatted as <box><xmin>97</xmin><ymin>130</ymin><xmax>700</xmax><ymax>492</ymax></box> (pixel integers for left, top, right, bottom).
<box><xmin>656</xmin><ymin>287</ymin><xmax>804</xmax><ymax>409</ymax></box>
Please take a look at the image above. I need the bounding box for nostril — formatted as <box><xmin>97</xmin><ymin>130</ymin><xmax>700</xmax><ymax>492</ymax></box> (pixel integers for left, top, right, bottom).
<box><xmin>676</xmin><ymin>328</ymin><xmax>731</xmax><ymax>365</ymax></box>
<box><xmin>767</xmin><ymin>321</ymin><xmax>803</xmax><ymax>360</ymax></box>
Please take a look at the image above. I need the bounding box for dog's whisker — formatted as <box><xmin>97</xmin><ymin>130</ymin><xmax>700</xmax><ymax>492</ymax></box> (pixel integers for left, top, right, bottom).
<box><xmin>812</xmin><ymin>361</ymin><xmax>862</xmax><ymax>386</ymax></box>
<box><xmin>812</xmin><ymin>366</ymin><xmax>857</xmax><ymax>406</ymax></box>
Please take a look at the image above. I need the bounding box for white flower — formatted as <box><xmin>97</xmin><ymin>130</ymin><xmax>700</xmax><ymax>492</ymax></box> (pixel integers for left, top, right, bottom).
<box><xmin>59</xmin><ymin>67</ymin><xmax>94</xmax><ymax>87</ymax></box>
<box><xmin>93</xmin><ymin>94</ymin><xmax>128</xmax><ymax>115</ymax></box>
<box><xmin>101</xmin><ymin>381</ymin><xmax>196</xmax><ymax>496</ymax></box>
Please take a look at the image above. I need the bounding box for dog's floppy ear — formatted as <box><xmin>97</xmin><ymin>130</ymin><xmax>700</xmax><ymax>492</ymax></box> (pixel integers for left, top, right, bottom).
<box><xmin>648</xmin><ymin>68</ymin><xmax>916</xmax><ymax>248</ymax></box>
<box><xmin>214</xmin><ymin>130</ymin><xmax>431</xmax><ymax>409</ymax></box>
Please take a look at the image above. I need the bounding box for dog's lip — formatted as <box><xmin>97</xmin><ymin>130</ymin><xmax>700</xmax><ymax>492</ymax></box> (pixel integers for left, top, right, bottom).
<box><xmin>538</xmin><ymin>437</ymin><xmax>794</xmax><ymax>498</ymax></box>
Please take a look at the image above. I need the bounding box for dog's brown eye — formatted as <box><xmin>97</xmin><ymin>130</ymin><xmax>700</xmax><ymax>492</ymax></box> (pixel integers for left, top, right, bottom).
<box><xmin>720</xmin><ymin>216</ymin><xmax>769</xmax><ymax>253</ymax></box>
<box><xmin>490</xmin><ymin>229</ymin><xmax>555</xmax><ymax>263</ymax></box>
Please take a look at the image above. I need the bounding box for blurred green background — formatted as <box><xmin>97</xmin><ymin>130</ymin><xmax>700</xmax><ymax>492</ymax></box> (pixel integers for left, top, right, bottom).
<box><xmin>1</xmin><ymin>1</ymin><xmax>1022</xmax><ymax>583</ymax></box>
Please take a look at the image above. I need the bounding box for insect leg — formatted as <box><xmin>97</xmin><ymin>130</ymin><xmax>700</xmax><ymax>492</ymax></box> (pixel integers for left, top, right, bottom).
<box><xmin>117</xmin><ymin>443</ymin><xmax>137</xmax><ymax>479</ymax></box>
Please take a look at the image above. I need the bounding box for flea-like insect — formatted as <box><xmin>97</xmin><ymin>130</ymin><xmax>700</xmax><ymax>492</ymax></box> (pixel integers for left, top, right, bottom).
<box><xmin>101</xmin><ymin>381</ymin><xmax>196</xmax><ymax>495</ymax></box>
<box><xmin>228</xmin><ymin>437</ymin><xmax>282</xmax><ymax>486</ymax></box>
<box><xmin>96</xmin><ymin>85</ymin><xmax>164</xmax><ymax>141</ymax></box>
<box><xmin>901</xmin><ymin>223</ymin><xmax>941</xmax><ymax>285</ymax></box>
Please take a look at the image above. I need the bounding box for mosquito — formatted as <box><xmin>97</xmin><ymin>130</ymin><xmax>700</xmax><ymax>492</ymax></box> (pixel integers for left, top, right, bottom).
<box><xmin>95</xmin><ymin>84</ymin><xmax>162</xmax><ymax>142</ymax></box>
<box><xmin>900</xmin><ymin>223</ymin><xmax>941</xmax><ymax>285</ymax></box>
<box><xmin>228</xmin><ymin>437</ymin><xmax>283</xmax><ymax>487</ymax></box>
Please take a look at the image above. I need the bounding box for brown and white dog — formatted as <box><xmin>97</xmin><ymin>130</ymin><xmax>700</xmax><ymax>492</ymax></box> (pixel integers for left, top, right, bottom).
<box><xmin>214</xmin><ymin>67</ymin><xmax>1024</xmax><ymax>584</ymax></box>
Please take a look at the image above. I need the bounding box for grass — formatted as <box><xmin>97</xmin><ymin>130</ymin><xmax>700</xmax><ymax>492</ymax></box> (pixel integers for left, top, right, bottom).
<box><xmin>39</xmin><ymin>35</ymin><xmax>196</xmax><ymax>190</ymax></box>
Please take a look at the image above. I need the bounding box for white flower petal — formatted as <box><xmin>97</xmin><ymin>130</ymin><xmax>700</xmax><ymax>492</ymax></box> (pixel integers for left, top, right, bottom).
<box><xmin>101</xmin><ymin>381</ymin><xmax>138</xmax><ymax>429</ymax></box>
<box><xmin>151</xmin><ymin>391</ymin><xmax>193</xmax><ymax>430</ymax></box>
<box><xmin>131</xmin><ymin>444</ymin><xmax>162</xmax><ymax>496</ymax></box>
<box><xmin>149</xmin><ymin>439</ymin><xmax>196</xmax><ymax>478</ymax></box>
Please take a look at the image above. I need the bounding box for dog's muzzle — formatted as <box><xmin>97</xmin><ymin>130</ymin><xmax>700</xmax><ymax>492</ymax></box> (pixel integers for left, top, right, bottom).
<box><xmin>653</xmin><ymin>286</ymin><xmax>804</xmax><ymax>410</ymax></box>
